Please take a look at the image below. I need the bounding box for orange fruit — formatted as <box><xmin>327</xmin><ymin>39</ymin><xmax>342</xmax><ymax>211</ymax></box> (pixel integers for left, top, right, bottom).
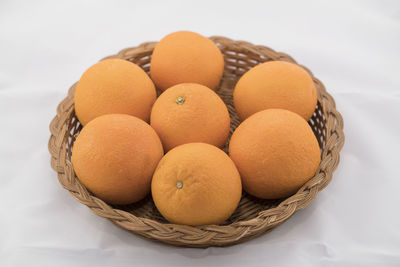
<box><xmin>74</xmin><ymin>58</ymin><xmax>156</xmax><ymax>125</ymax></box>
<box><xmin>150</xmin><ymin>83</ymin><xmax>230</xmax><ymax>151</ymax></box>
<box><xmin>234</xmin><ymin>61</ymin><xmax>317</xmax><ymax>121</ymax></box>
<box><xmin>229</xmin><ymin>109</ymin><xmax>320</xmax><ymax>199</ymax></box>
<box><xmin>151</xmin><ymin>143</ymin><xmax>242</xmax><ymax>226</ymax></box>
<box><xmin>72</xmin><ymin>114</ymin><xmax>163</xmax><ymax>205</ymax></box>
<box><xmin>150</xmin><ymin>31</ymin><xmax>224</xmax><ymax>91</ymax></box>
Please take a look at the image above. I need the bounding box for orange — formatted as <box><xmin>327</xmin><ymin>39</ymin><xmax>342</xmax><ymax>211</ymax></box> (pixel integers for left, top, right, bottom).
<box><xmin>151</xmin><ymin>143</ymin><xmax>242</xmax><ymax>226</ymax></box>
<box><xmin>229</xmin><ymin>109</ymin><xmax>321</xmax><ymax>199</ymax></box>
<box><xmin>74</xmin><ymin>58</ymin><xmax>156</xmax><ymax>125</ymax></box>
<box><xmin>150</xmin><ymin>31</ymin><xmax>224</xmax><ymax>91</ymax></box>
<box><xmin>234</xmin><ymin>61</ymin><xmax>317</xmax><ymax>121</ymax></box>
<box><xmin>72</xmin><ymin>114</ymin><xmax>163</xmax><ymax>205</ymax></box>
<box><xmin>150</xmin><ymin>83</ymin><xmax>230</xmax><ymax>151</ymax></box>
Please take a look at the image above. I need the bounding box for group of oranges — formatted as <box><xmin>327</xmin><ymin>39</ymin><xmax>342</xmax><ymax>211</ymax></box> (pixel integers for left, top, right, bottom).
<box><xmin>71</xmin><ymin>31</ymin><xmax>321</xmax><ymax>226</ymax></box>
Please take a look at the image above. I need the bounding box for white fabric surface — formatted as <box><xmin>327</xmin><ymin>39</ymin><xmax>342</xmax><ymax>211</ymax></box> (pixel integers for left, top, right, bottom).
<box><xmin>1</xmin><ymin>0</ymin><xmax>400</xmax><ymax>266</ymax></box>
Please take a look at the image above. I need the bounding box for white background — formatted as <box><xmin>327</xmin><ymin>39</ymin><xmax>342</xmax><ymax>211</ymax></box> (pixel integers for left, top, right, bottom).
<box><xmin>1</xmin><ymin>0</ymin><xmax>400</xmax><ymax>266</ymax></box>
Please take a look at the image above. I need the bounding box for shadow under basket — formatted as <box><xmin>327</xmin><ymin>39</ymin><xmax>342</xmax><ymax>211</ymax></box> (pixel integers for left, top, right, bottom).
<box><xmin>48</xmin><ymin>36</ymin><xmax>345</xmax><ymax>247</ymax></box>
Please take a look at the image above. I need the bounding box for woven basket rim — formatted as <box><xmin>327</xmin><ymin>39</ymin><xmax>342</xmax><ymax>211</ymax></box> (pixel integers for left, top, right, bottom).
<box><xmin>48</xmin><ymin>36</ymin><xmax>345</xmax><ymax>247</ymax></box>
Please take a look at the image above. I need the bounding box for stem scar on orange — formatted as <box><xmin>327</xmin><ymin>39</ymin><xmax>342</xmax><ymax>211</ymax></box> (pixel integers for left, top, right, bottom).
<box><xmin>151</xmin><ymin>143</ymin><xmax>242</xmax><ymax>226</ymax></box>
<box><xmin>150</xmin><ymin>83</ymin><xmax>230</xmax><ymax>152</ymax></box>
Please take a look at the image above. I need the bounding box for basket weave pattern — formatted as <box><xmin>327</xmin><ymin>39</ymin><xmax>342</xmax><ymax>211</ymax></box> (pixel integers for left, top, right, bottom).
<box><xmin>48</xmin><ymin>36</ymin><xmax>344</xmax><ymax>247</ymax></box>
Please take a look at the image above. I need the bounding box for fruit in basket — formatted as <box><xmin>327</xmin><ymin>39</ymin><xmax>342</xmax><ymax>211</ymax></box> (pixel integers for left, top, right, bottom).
<box><xmin>74</xmin><ymin>58</ymin><xmax>156</xmax><ymax>125</ymax></box>
<box><xmin>233</xmin><ymin>61</ymin><xmax>317</xmax><ymax>121</ymax></box>
<box><xmin>151</xmin><ymin>143</ymin><xmax>242</xmax><ymax>226</ymax></box>
<box><xmin>72</xmin><ymin>114</ymin><xmax>163</xmax><ymax>205</ymax></box>
<box><xmin>150</xmin><ymin>83</ymin><xmax>230</xmax><ymax>151</ymax></box>
<box><xmin>229</xmin><ymin>109</ymin><xmax>321</xmax><ymax>199</ymax></box>
<box><xmin>150</xmin><ymin>31</ymin><xmax>224</xmax><ymax>91</ymax></box>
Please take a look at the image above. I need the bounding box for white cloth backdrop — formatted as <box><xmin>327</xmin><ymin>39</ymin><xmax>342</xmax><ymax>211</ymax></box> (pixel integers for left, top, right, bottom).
<box><xmin>1</xmin><ymin>0</ymin><xmax>399</xmax><ymax>266</ymax></box>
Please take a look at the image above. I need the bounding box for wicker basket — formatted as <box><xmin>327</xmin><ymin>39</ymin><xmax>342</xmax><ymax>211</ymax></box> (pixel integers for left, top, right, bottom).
<box><xmin>48</xmin><ymin>36</ymin><xmax>344</xmax><ymax>247</ymax></box>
